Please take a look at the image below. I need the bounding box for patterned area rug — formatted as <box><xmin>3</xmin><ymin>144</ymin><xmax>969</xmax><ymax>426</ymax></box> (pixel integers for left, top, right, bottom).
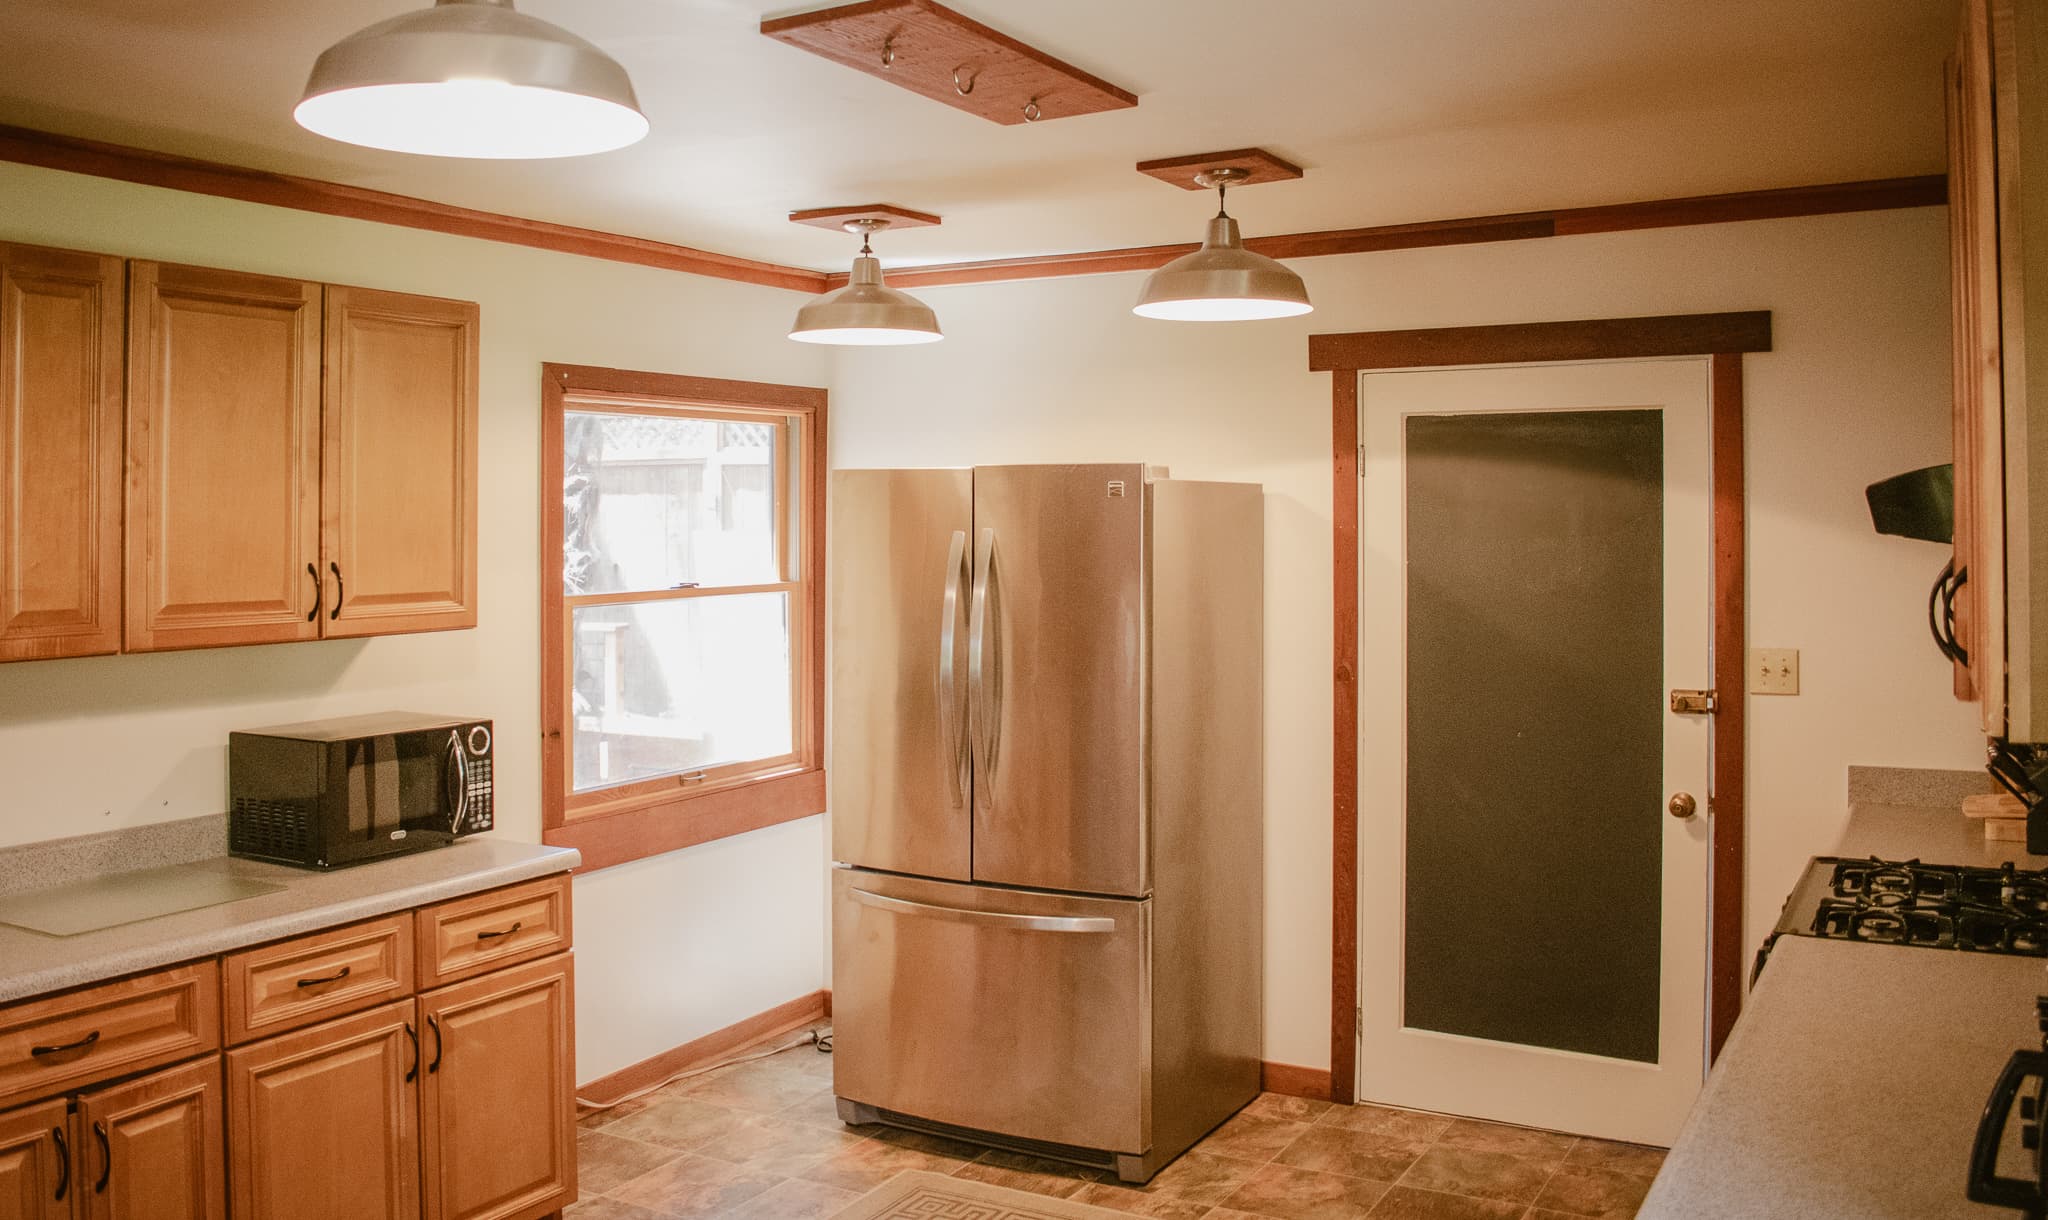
<box><xmin>830</xmin><ymin>1170</ymin><xmax>1131</xmax><ymax>1219</ymax></box>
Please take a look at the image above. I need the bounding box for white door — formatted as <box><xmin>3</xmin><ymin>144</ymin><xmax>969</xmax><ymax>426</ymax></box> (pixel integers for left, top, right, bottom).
<box><xmin>1357</xmin><ymin>358</ymin><xmax>1712</xmax><ymax>1146</ymax></box>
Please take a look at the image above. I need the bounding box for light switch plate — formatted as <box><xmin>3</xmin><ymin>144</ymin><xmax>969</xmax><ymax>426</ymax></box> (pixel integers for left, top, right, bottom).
<box><xmin>1750</xmin><ymin>647</ymin><xmax>1800</xmax><ymax>695</ymax></box>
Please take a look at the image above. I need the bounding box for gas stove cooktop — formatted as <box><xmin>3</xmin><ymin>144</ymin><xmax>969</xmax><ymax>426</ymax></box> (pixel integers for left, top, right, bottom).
<box><xmin>1758</xmin><ymin>856</ymin><xmax>2048</xmax><ymax>978</ymax></box>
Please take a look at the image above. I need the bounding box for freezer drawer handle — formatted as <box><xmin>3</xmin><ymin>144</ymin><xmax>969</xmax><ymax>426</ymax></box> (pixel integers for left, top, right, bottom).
<box><xmin>850</xmin><ymin>887</ymin><xmax>1116</xmax><ymax>934</ymax></box>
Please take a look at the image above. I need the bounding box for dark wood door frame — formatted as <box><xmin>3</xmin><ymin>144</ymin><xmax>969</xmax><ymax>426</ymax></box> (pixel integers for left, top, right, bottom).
<box><xmin>1312</xmin><ymin>311</ymin><xmax>1771</xmax><ymax>1105</ymax></box>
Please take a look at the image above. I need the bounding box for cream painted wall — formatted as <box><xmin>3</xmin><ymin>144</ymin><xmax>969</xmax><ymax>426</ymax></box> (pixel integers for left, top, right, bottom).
<box><xmin>0</xmin><ymin>161</ymin><xmax>830</xmax><ymax>1083</ymax></box>
<box><xmin>825</xmin><ymin>206</ymin><xmax>1984</xmax><ymax>1072</ymax></box>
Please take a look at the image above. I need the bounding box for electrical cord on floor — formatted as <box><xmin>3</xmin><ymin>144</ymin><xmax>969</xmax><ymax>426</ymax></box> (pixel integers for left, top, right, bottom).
<box><xmin>574</xmin><ymin>1024</ymin><xmax>832</xmax><ymax>1114</ymax></box>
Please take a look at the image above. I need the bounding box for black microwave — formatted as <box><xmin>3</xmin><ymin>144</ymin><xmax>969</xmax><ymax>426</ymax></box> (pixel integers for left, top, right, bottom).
<box><xmin>228</xmin><ymin>712</ymin><xmax>494</xmax><ymax>870</ymax></box>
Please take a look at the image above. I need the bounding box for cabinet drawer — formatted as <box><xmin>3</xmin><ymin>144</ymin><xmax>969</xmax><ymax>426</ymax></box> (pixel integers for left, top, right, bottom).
<box><xmin>416</xmin><ymin>875</ymin><xmax>571</xmax><ymax>990</ymax></box>
<box><xmin>223</xmin><ymin>914</ymin><xmax>414</xmax><ymax>1045</ymax></box>
<box><xmin>0</xmin><ymin>962</ymin><xmax>219</xmax><ymax>1110</ymax></box>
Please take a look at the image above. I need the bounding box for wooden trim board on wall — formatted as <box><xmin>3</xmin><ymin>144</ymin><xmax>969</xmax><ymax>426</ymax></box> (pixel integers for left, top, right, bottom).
<box><xmin>0</xmin><ymin>124</ymin><xmax>1939</xmax><ymax>297</ymax></box>
<box><xmin>577</xmin><ymin>989</ymin><xmax>832</xmax><ymax>1105</ymax></box>
<box><xmin>1315</xmin><ymin>312</ymin><xmax>1767</xmax><ymax>1105</ymax></box>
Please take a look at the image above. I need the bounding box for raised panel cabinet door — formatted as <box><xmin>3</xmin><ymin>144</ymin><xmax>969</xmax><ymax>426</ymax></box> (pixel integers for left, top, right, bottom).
<box><xmin>0</xmin><ymin>1098</ymin><xmax>71</xmax><ymax>1220</ymax></box>
<box><xmin>0</xmin><ymin>242</ymin><xmax>124</xmax><ymax>664</ymax></box>
<box><xmin>75</xmin><ymin>1057</ymin><xmax>224</xmax><ymax>1220</ymax></box>
<box><xmin>225</xmin><ymin>999</ymin><xmax>419</xmax><ymax>1220</ymax></box>
<box><xmin>418</xmin><ymin>954</ymin><xmax>574</xmax><ymax>1220</ymax></box>
<box><xmin>322</xmin><ymin>286</ymin><xmax>479</xmax><ymax>638</ymax></box>
<box><xmin>125</xmin><ymin>261</ymin><xmax>322</xmax><ymax>651</ymax></box>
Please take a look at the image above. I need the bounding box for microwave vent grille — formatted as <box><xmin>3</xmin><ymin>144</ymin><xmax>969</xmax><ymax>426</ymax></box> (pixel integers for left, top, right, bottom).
<box><xmin>230</xmin><ymin>797</ymin><xmax>312</xmax><ymax>861</ymax></box>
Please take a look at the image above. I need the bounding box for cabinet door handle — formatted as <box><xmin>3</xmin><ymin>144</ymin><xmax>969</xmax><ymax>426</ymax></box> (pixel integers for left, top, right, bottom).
<box><xmin>427</xmin><ymin>1014</ymin><xmax>443</xmax><ymax>1074</ymax></box>
<box><xmin>295</xmin><ymin>965</ymin><xmax>352</xmax><ymax>989</ymax></box>
<box><xmin>92</xmin><ymin>1121</ymin><xmax>109</xmax><ymax>1194</ymax></box>
<box><xmin>475</xmin><ymin>920</ymin><xmax>522</xmax><ymax>942</ymax></box>
<box><xmin>329</xmin><ymin>562</ymin><xmax>345</xmax><ymax>620</ymax></box>
<box><xmin>51</xmin><ymin>1126</ymin><xmax>67</xmax><ymax>1202</ymax></box>
<box><xmin>30</xmin><ymin>1029</ymin><xmax>99</xmax><ymax>1058</ymax></box>
<box><xmin>306</xmin><ymin>562</ymin><xmax>322</xmax><ymax>622</ymax></box>
<box><xmin>404</xmin><ymin>1021</ymin><xmax>419</xmax><ymax>1083</ymax></box>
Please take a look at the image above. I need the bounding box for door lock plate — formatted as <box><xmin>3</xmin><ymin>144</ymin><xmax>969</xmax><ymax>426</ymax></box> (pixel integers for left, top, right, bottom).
<box><xmin>1669</xmin><ymin>689</ymin><xmax>1718</xmax><ymax>715</ymax></box>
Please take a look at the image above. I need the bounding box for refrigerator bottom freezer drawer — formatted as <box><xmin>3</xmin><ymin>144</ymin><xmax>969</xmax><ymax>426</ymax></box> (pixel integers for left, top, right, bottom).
<box><xmin>831</xmin><ymin>867</ymin><xmax>1151</xmax><ymax>1154</ymax></box>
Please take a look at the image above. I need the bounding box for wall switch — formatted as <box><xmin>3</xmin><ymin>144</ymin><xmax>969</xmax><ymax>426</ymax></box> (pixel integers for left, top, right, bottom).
<box><xmin>1750</xmin><ymin>648</ymin><xmax>1800</xmax><ymax>695</ymax></box>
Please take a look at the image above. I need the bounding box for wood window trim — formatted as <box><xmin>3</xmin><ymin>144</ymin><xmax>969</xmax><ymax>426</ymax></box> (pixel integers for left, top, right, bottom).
<box><xmin>1316</xmin><ymin>311</ymin><xmax>1766</xmax><ymax>1104</ymax></box>
<box><xmin>539</xmin><ymin>363</ymin><xmax>828</xmax><ymax>874</ymax></box>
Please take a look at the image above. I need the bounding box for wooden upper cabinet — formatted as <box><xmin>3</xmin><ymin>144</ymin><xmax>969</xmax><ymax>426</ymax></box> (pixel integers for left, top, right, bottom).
<box><xmin>0</xmin><ymin>1098</ymin><xmax>70</xmax><ymax>1220</ymax></box>
<box><xmin>418</xmin><ymin>954</ymin><xmax>574</xmax><ymax>1220</ymax></box>
<box><xmin>125</xmin><ymin>261</ymin><xmax>323</xmax><ymax>652</ymax></box>
<box><xmin>0</xmin><ymin>242</ymin><xmax>124</xmax><ymax>664</ymax></box>
<box><xmin>322</xmin><ymin>287</ymin><xmax>479</xmax><ymax>637</ymax></box>
<box><xmin>74</xmin><ymin>1057</ymin><xmax>225</xmax><ymax>1220</ymax></box>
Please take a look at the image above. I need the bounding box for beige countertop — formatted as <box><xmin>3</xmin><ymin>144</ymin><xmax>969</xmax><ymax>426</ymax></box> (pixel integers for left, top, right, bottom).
<box><xmin>1642</xmin><ymin>801</ymin><xmax>2048</xmax><ymax>1218</ymax></box>
<box><xmin>0</xmin><ymin>838</ymin><xmax>578</xmax><ymax>1003</ymax></box>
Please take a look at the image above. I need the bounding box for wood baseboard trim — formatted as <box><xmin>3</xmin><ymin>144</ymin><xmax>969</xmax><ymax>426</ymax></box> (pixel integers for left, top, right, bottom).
<box><xmin>1260</xmin><ymin>1062</ymin><xmax>1334</xmax><ymax>1101</ymax></box>
<box><xmin>576</xmin><ymin>988</ymin><xmax>830</xmax><ymax>1104</ymax></box>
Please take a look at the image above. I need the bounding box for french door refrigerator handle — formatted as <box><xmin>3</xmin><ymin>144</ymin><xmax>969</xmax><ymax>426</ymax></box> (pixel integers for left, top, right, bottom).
<box><xmin>850</xmin><ymin>887</ymin><xmax>1115</xmax><ymax>933</ymax></box>
<box><xmin>969</xmin><ymin>528</ymin><xmax>1000</xmax><ymax>791</ymax></box>
<box><xmin>939</xmin><ymin>529</ymin><xmax>970</xmax><ymax>809</ymax></box>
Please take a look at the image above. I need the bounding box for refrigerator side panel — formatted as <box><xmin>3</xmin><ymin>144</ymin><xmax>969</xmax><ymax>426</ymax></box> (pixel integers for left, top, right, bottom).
<box><xmin>831</xmin><ymin>867</ymin><xmax>1151</xmax><ymax>1154</ymax></box>
<box><xmin>1148</xmin><ymin>479</ymin><xmax>1265</xmax><ymax>1159</ymax></box>
<box><xmin>970</xmin><ymin>463</ymin><xmax>1148</xmax><ymax>896</ymax></box>
<box><xmin>829</xmin><ymin>468</ymin><xmax>974</xmax><ymax>879</ymax></box>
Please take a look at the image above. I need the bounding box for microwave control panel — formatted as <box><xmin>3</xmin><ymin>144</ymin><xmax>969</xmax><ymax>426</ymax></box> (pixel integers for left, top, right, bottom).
<box><xmin>461</xmin><ymin>751</ymin><xmax>494</xmax><ymax>835</ymax></box>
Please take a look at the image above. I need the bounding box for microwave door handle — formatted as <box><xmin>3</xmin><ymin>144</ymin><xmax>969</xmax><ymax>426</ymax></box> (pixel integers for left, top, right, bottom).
<box><xmin>447</xmin><ymin>731</ymin><xmax>467</xmax><ymax>834</ymax></box>
<box><xmin>938</xmin><ymin>530</ymin><xmax>969</xmax><ymax>809</ymax></box>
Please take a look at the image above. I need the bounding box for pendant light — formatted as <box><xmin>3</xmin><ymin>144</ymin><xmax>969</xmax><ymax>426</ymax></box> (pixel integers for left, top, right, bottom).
<box><xmin>1134</xmin><ymin>167</ymin><xmax>1312</xmax><ymax>321</ymax></box>
<box><xmin>294</xmin><ymin>0</ymin><xmax>648</xmax><ymax>159</ymax></box>
<box><xmin>789</xmin><ymin>219</ymin><xmax>943</xmax><ymax>346</ymax></box>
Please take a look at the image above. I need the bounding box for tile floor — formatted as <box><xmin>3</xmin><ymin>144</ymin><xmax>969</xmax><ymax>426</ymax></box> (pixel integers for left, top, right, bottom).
<box><xmin>569</xmin><ymin>1040</ymin><xmax>1667</xmax><ymax>1220</ymax></box>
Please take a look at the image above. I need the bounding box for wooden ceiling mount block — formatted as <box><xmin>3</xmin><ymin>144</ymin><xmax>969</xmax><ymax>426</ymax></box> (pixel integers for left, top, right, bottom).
<box><xmin>1137</xmin><ymin>149</ymin><xmax>1305</xmax><ymax>191</ymax></box>
<box><xmin>761</xmin><ymin>0</ymin><xmax>1138</xmax><ymax>127</ymax></box>
<box><xmin>789</xmin><ymin>203</ymin><xmax>942</xmax><ymax>231</ymax></box>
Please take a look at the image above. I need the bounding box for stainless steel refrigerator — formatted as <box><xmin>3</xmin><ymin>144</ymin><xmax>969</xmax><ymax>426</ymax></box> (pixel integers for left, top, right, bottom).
<box><xmin>829</xmin><ymin>463</ymin><xmax>1264</xmax><ymax>1183</ymax></box>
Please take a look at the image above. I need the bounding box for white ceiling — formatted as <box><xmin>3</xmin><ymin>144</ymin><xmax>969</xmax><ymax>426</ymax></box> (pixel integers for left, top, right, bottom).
<box><xmin>0</xmin><ymin>1</ymin><xmax>1955</xmax><ymax>273</ymax></box>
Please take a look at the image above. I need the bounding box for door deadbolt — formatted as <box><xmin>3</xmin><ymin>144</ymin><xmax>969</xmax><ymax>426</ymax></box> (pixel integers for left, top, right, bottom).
<box><xmin>1668</xmin><ymin>792</ymin><xmax>1698</xmax><ymax>819</ymax></box>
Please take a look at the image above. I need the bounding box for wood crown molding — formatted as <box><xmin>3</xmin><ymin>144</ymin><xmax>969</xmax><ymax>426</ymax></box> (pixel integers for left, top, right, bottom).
<box><xmin>0</xmin><ymin>123</ymin><xmax>1940</xmax><ymax>299</ymax></box>
<box><xmin>0</xmin><ymin>124</ymin><xmax>829</xmax><ymax>294</ymax></box>
<box><xmin>845</xmin><ymin>175</ymin><xmax>1945</xmax><ymax>290</ymax></box>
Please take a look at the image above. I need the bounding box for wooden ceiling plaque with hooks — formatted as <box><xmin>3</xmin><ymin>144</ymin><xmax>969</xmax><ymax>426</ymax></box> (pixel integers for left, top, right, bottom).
<box><xmin>760</xmin><ymin>0</ymin><xmax>1138</xmax><ymax>126</ymax></box>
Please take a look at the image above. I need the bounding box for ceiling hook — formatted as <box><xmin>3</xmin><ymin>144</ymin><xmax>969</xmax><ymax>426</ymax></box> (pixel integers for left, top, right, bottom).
<box><xmin>952</xmin><ymin>64</ymin><xmax>978</xmax><ymax>96</ymax></box>
<box><xmin>1022</xmin><ymin>98</ymin><xmax>1042</xmax><ymax>123</ymax></box>
<box><xmin>880</xmin><ymin>35</ymin><xmax>896</xmax><ymax>68</ymax></box>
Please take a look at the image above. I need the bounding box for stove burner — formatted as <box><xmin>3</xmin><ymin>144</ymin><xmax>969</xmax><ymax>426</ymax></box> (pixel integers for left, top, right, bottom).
<box><xmin>1797</xmin><ymin>857</ymin><xmax>2048</xmax><ymax>957</ymax></box>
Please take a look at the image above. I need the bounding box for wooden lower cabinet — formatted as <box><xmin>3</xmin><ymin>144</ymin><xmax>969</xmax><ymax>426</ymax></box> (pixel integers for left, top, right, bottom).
<box><xmin>0</xmin><ymin>1098</ymin><xmax>69</xmax><ymax>1220</ymax></box>
<box><xmin>226</xmin><ymin>1001</ymin><xmax>419</xmax><ymax>1220</ymax></box>
<box><xmin>418</xmin><ymin>955</ymin><xmax>575</xmax><ymax>1220</ymax></box>
<box><xmin>75</xmin><ymin>1058</ymin><xmax>224</xmax><ymax>1220</ymax></box>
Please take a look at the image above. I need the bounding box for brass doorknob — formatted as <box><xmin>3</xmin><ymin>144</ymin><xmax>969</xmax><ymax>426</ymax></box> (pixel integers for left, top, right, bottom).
<box><xmin>1669</xmin><ymin>792</ymin><xmax>1698</xmax><ymax>819</ymax></box>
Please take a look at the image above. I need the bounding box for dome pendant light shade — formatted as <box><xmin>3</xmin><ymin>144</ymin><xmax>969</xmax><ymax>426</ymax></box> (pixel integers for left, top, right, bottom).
<box><xmin>790</xmin><ymin>222</ymin><xmax>943</xmax><ymax>346</ymax></box>
<box><xmin>1134</xmin><ymin>169</ymin><xmax>1312</xmax><ymax>321</ymax></box>
<box><xmin>294</xmin><ymin>0</ymin><xmax>648</xmax><ymax>159</ymax></box>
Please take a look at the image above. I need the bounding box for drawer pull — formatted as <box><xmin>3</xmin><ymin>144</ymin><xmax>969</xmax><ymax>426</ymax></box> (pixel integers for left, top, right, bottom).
<box><xmin>29</xmin><ymin>1029</ymin><xmax>100</xmax><ymax>1059</ymax></box>
<box><xmin>92</xmin><ymin>1121</ymin><xmax>109</xmax><ymax>1194</ymax></box>
<box><xmin>475</xmin><ymin>920</ymin><xmax>522</xmax><ymax>942</ymax></box>
<box><xmin>51</xmin><ymin>1126</ymin><xmax>68</xmax><ymax>1202</ymax></box>
<box><xmin>294</xmin><ymin>965</ymin><xmax>353</xmax><ymax>989</ymax></box>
